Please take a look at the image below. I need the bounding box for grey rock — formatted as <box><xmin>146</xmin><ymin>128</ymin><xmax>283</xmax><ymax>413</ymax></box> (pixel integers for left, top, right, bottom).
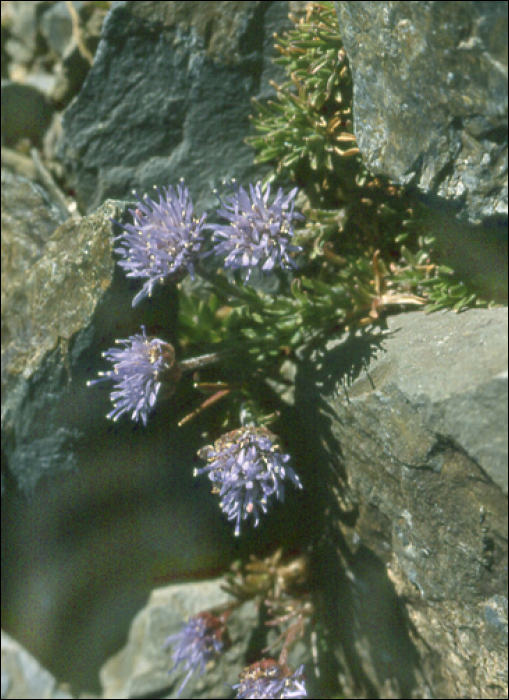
<box><xmin>23</xmin><ymin>70</ymin><xmax>58</xmax><ymax>96</ymax></box>
<box><xmin>1</xmin><ymin>198</ymin><xmax>118</xmax><ymax>494</ymax></box>
<box><xmin>295</xmin><ymin>308</ymin><xmax>508</xmax><ymax>698</ymax></box>
<box><xmin>1</xmin><ymin>170</ymin><xmax>67</xmax><ymax>268</ymax></box>
<box><xmin>1</xmin><ymin>630</ymin><xmax>76</xmax><ymax>699</ymax></box>
<box><xmin>3</xmin><ymin>0</ymin><xmax>43</xmax><ymax>66</ymax></box>
<box><xmin>1</xmin><ymin>170</ymin><xmax>68</xmax><ymax>429</ymax></box>
<box><xmin>334</xmin><ymin>1</ymin><xmax>508</xmax><ymax>224</ymax></box>
<box><xmin>60</xmin><ymin>1</ymin><xmax>297</xmax><ymax>213</ymax></box>
<box><xmin>343</xmin><ymin>308</ymin><xmax>508</xmax><ymax>495</ymax></box>
<box><xmin>40</xmin><ymin>1</ymin><xmax>84</xmax><ymax>57</ymax></box>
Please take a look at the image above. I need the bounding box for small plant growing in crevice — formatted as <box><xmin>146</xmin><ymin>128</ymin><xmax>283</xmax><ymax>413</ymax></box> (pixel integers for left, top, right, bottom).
<box><xmin>87</xmin><ymin>3</ymin><xmax>499</xmax><ymax>697</ymax></box>
<box><xmin>247</xmin><ymin>0</ymin><xmax>493</xmax><ymax>317</ymax></box>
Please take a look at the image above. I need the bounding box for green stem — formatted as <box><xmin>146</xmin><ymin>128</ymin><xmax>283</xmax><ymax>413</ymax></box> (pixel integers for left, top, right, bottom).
<box><xmin>195</xmin><ymin>263</ymin><xmax>267</xmax><ymax>311</ymax></box>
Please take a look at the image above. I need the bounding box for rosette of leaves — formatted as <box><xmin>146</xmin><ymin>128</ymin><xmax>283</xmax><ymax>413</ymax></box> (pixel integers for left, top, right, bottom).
<box><xmin>247</xmin><ymin>1</ymin><xmax>493</xmax><ymax>316</ymax></box>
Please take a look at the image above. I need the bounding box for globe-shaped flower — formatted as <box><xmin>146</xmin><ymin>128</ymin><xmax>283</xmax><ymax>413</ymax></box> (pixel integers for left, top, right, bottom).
<box><xmin>114</xmin><ymin>181</ymin><xmax>206</xmax><ymax>306</ymax></box>
<box><xmin>209</xmin><ymin>182</ymin><xmax>304</xmax><ymax>281</ymax></box>
<box><xmin>194</xmin><ymin>427</ymin><xmax>303</xmax><ymax>536</ymax></box>
<box><xmin>233</xmin><ymin>659</ymin><xmax>307</xmax><ymax>699</ymax></box>
<box><xmin>87</xmin><ymin>327</ymin><xmax>180</xmax><ymax>425</ymax></box>
<box><xmin>165</xmin><ymin>612</ymin><xmax>229</xmax><ymax>698</ymax></box>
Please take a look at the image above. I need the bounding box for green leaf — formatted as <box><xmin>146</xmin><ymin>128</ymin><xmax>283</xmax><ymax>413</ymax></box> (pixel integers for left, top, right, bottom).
<box><xmin>291</xmin><ymin>279</ymin><xmax>308</xmax><ymax>302</ymax></box>
<box><xmin>281</xmin><ymin>152</ymin><xmax>305</xmax><ymax>168</ymax></box>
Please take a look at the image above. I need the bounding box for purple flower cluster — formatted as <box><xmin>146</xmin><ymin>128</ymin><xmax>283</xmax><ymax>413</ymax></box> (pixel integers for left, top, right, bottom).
<box><xmin>114</xmin><ymin>181</ymin><xmax>206</xmax><ymax>306</ymax></box>
<box><xmin>165</xmin><ymin>612</ymin><xmax>229</xmax><ymax>698</ymax></box>
<box><xmin>91</xmin><ymin>181</ymin><xmax>304</xmax><ymax>424</ymax></box>
<box><xmin>112</xmin><ymin>180</ymin><xmax>303</xmax><ymax>307</ymax></box>
<box><xmin>194</xmin><ymin>427</ymin><xmax>303</xmax><ymax>536</ymax></box>
<box><xmin>209</xmin><ymin>182</ymin><xmax>304</xmax><ymax>280</ymax></box>
<box><xmin>87</xmin><ymin>327</ymin><xmax>180</xmax><ymax>425</ymax></box>
<box><xmin>233</xmin><ymin>659</ymin><xmax>307</xmax><ymax>699</ymax></box>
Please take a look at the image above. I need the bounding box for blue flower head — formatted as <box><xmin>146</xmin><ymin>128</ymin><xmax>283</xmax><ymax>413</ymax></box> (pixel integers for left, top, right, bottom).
<box><xmin>194</xmin><ymin>427</ymin><xmax>303</xmax><ymax>536</ymax></box>
<box><xmin>165</xmin><ymin>611</ymin><xmax>229</xmax><ymax>698</ymax></box>
<box><xmin>87</xmin><ymin>327</ymin><xmax>180</xmax><ymax>425</ymax></box>
<box><xmin>233</xmin><ymin>659</ymin><xmax>307</xmax><ymax>699</ymax></box>
<box><xmin>209</xmin><ymin>182</ymin><xmax>304</xmax><ymax>281</ymax></box>
<box><xmin>114</xmin><ymin>180</ymin><xmax>206</xmax><ymax>306</ymax></box>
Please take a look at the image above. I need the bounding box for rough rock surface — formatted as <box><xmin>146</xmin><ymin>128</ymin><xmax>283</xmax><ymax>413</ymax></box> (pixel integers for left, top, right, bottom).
<box><xmin>1</xmin><ymin>171</ymin><xmax>67</xmax><ymax>311</ymax></box>
<box><xmin>1</xmin><ymin>630</ymin><xmax>77</xmax><ymax>699</ymax></box>
<box><xmin>334</xmin><ymin>1</ymin><xmax>508</xmax><ymax>224</ymax></box>
<box><xmin>294</xmin><ymin>308</ymin><xmax>508</xmax><ymax>699</ymax></box>
<box><xmin>1</xmin><ymin>195</ymin><xmax>118</xmax><ymax>494</ymax></box>
<box><xmin>61</xmin><ymin>1</ymin><xmax>302</xmax><ymax>213</ymax></box>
